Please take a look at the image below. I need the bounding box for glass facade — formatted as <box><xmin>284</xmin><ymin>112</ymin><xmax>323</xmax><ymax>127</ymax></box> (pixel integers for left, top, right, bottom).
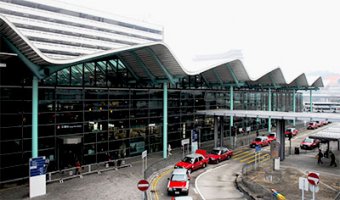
<box><xmin>0</xmin><ymin>53</ymin><xmax>303</xmax><ymax>183</ymax></box>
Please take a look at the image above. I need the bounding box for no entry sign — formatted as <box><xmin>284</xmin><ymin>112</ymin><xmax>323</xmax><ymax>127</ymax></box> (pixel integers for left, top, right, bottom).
<box><xmin>137</xmin><ymin>179</ymin><xmax>149</xmax><ymax>191</ymax></box>
<box><xmin>307</xmin><ymin>172</ymin><xmax>320</xmax><ymax>185</ymax></box>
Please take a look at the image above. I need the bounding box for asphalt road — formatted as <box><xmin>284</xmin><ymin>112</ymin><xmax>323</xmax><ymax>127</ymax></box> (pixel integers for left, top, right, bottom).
<box><xmin>149</xmin><ymin>123</ymin><xmax>333</xmax><ymax>200</ymax></box>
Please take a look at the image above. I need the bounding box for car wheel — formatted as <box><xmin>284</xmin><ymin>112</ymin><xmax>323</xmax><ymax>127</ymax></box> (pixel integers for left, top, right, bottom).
<box><xmin>227</xmin><ymin>155</ymin><xmax>231</xmax><ymax>160</ymax></box>
<box><xmin>203</xmin><ymin>163</ymin><xmax>207</xmax><ymax>168</ymax></box>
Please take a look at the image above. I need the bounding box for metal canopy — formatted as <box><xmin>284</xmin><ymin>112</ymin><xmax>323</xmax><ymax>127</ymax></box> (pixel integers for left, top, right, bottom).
<box><xmin>311</xmin><ymin>76</ymin><xmax>324</xmax><ymax>88</ymax></box>
<box><xmin>196</xmin><ymin>109</ymin><xmax>340</xmax><ymax>122</ymax></box>
<box><xmin>201</xmin><ymin>60</ymin><xmax>250</xmax><ymax>87</ymax></box>
<box><xmin>309</xmin><ymin>127</ymin><xmax>340</xmax><ymax>141</ymax></box>
<box><xmin>248</xmin><ymin>68</ymin><xmax>287</xmax><ymax>88</ymax></box>
<box><xmin>287</xmin><ymin>73</ymin><xmax>309</xmax><ymax>88</ymax></box>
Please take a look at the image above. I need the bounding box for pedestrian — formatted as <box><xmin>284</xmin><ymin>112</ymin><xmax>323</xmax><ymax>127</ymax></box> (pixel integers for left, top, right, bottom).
<box><xmin>256</xmin><ymin>130</ymin><xmax>259</xmax><ymax>137</ymax></box>
<box><xmin>317</xmin><ymin>149</ymin><xmax>323</xmax><ymax>164</ymax></box>
<box><xmin>168</xmin><ymin>144</ymin><xmax>172</xmax><ymax>156</ymax></box>
<box><xmin>330</xmin><ymin>151</ymin><xmax>337</xmax><ymax>167</ymax></box>
<box><xmin>75</xmin><ymin>160</ymin><xmax>81</xmax><ymax>174</ymax></box>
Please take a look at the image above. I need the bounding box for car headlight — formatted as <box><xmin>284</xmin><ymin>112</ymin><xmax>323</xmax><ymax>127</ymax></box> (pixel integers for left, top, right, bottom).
<box><xmin>174</xmin><ymin>165</ymin><xmax>178</xmax><ymax>169</ymax></box>
<box><xmin>182</xmin><ymin>188</ymin><xmax>188</xmax><ymax>191</ymax></box>
<box><xmin>210</xmin><ymin>158</ymin><xmax>215</xmax><ymax>160</ymax></box>
<box><xmin>168</xmin><ymin>188</ymin><xmax>173</xmax><ymax>191</ymax></box>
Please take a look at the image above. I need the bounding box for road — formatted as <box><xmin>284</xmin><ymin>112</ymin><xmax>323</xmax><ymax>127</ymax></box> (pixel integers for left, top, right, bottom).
<box><xmin>149</xmin><ymin>123</ymin><xmax>333</xmax><ymax>200</ymax></box>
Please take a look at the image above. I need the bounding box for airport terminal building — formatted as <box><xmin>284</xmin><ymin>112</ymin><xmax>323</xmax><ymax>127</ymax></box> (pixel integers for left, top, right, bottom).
<box><xmin>0</xmin><ymin>0</ymin><xmax>321</xmax><ymax>183</ymax></box>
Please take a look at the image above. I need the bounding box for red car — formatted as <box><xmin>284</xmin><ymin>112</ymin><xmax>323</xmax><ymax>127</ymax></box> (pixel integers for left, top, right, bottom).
<box><xmin>267</xmin><ymin>132</ymin><xmax>277</xmax><ymax>143</ymax></box>
<box><xmin>207</xmin><ymin>147</ymin><xmax>233</xmax><ymax>164</ymax></box>
<box><xmin>167</xmin><ymin>168</ymin><xmax>190</xmax><ymax>195</ymax></box>
<box><xmin>300</xmin><ymin>137</ymin><xmax>320</xmax><ymax>150</ymax></box>
<box><xmin>250</xmin><ymin>136</ymin><xmax>269</xmax><ymax>148</ymax></box>
<box><xmin>174</xmin><ymin>149</ymin><xmax>209</xmax><ymax>173</ymax></box>
<box><xmin>285</xmin><ymin>128</ymin><xmax>298</xmax><ymax>137</ymax></box>
<box><xmin>307</xmin><ymin>122</ymin><xmax>318</xmax><ymax>130</ymax></box>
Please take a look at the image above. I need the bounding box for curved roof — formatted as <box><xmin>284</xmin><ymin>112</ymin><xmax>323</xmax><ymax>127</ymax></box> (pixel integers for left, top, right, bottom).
<box><xmin>0</xmin><ymin>14</ymin><xmax>323</xmax><ymax>89</ymax></box>
<box><xmin>200</xmin><ymin>59</ymin><xmax>250</xmax><ymax>86</ymax></box>
<box><xmin>248</xmin><ymin>68</ymin><xmax>287</xmax><ymax>87</ymax></box>
<box><xmin>311</xmin><ymin>76</ymin><xmax>324</xmax><ymax>88</ymax></box>
<box><xmin>288</xmin><ymin>73</ymin><xmax>309</xmax><ymax>88</ymax></box>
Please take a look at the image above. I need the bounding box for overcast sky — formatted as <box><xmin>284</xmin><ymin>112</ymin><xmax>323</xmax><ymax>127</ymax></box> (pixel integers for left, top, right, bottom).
<box><xmin>61</xmin><ymin>0</ymin><xmax>340</xmax><ymax>83</ymax></box>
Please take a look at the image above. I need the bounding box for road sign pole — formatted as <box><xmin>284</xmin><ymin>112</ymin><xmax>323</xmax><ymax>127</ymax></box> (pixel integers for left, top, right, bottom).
<box><xmin>302</xmin><ymin>180</ymin><xmax>304</xmax><ymax>200</ymax></box>
<box><xmin>312</xmin><ymin>185</ymin><xmax>315</xmax><ymax>200</ymax></box>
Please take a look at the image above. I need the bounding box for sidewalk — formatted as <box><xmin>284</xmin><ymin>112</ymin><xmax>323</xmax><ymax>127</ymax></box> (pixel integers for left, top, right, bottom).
<box><xmin>0</xmin><ymin>150</ymin><xmax>182</xmax><ymax>200</ymax></box>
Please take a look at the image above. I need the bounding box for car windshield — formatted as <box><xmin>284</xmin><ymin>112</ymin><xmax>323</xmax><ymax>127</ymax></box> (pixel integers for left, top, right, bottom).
<box><xmin>182</xmin><ymin>157</ymin><xmax>194</xmax><ymax>163</ymax></box>
<box><xmin>304</xmin><ymin>138</ymin><xmax>313</xmax><ymax>143</ymax></box>
<box><xmin>171</xmin><ymin>174</ymin><xmax>187</xmax><ymax>181</ymax></box>
<box><xmin>255</xmin><ymin>138</ymin><xmax>262</xmax><ymax>142</ymax></box>
<box><xmin>269</xmin><ymin>134</ymin><xmax>275</xmax><ymax>137</ymax></box>
<box><xmin>210</xmin><ymin>149</ymin><xmax>221</xmax><ymax>155</ymax></box>
<box><xmin>309</xmin><ymin>123</ymin><xmax>314</xmax><ymax>125</ymax></box>
<box><xmin>286</xmin><ymin>129</ymin><xmax>292</xmax><ymax>132</ymax></box>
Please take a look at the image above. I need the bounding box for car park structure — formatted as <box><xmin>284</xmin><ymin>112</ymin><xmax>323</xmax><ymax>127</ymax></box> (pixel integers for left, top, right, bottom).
<box><xmin>0</xmin><ymin>0</ymin><xmax>332</xmax><ymax>185</ymax></box>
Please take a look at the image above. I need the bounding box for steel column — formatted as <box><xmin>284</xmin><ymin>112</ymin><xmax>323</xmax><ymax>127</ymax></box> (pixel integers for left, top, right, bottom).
<box><xmin>214</xmin><ymin>116</ymin><xmax>218</xmax><ymax>148</ymax></box>
<box><xmin>163</xmin><ymin>82</ymin><xmax>168</xmax><ymax>159</ymax></box>
<box><xmin>32</xmin><ymin>76</ymin><xmax>39</xmax><ymax>158</ymax></box>
<box><xmin>310</xmin><ymin>90</ymin><xmax>313</xmax><ymax>112</ymax></box>
<box><xmin>229</xmin><ymin>86</ymin><xmax>234</xmax><ymax>147</ymax></box>
<box><xmin>293</xmin><ymin>89</ymin><xmax>296</xmax><ymax>126</ymax></box>
<box><xmin>268</xmin><ymin>88</ymin><xmax>272</xmax><ymax>132</ymax></box>
<box><xmin>277</xmin><ymin>119</ymin><xmax>285</xmax><ymax>161</ymax></box>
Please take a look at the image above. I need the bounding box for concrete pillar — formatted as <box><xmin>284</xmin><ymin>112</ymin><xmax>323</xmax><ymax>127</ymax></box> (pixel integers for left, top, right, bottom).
<box><xmin>163</xmin><ymin>82</ymin><xmax>168</xmax><ymax>159</ymax></box>
<box><xmin>277</xmin><ymin>119</ymin><xmax>286</xmax><ymax>161</ymax></box>
<box><xmin>32</xmin><ymin>76</ymin><xmax>38</xmax><ymax>158</ymax></box>
<box><xmin>220</xmin><ymin>116</ymin><xmax>224</xmax><ymax>147</ymax></box>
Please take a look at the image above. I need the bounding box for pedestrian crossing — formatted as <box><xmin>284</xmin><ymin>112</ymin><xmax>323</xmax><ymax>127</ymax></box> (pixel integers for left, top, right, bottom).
<box><xmin>232</xmin><ymin>148</ymin><xmax>271</xmax><ymax>164</ymax></box>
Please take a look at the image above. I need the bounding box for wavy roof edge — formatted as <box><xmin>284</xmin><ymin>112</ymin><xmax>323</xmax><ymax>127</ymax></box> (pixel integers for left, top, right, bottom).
<box><xmin>0</xmin><ymin>14</ymin><xmax>323</xmax><ymax>88</ymax></box>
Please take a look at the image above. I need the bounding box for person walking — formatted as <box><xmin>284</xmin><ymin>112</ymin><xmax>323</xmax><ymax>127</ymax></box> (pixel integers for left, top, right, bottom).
<box><xmin>168</xmin><ymin>144</ymin><xmax>172</xmax><ymax>156</ymax></box>
<box><xmin>330</xmin><ymin>151</ymin><xmax>337</xmax><ymax>167</ymax></box>
<box><xmin>317</xmin><ymin>149</ymin><xmax>323</xmax><ymax>164</ymax></box>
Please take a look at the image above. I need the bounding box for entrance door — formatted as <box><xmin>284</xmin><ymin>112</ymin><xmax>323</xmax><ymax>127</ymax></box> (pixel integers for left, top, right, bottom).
<box><xmin>57</xmin><ymin>137</ymin><xmax>83</xmax><ymax>169</ymax></box>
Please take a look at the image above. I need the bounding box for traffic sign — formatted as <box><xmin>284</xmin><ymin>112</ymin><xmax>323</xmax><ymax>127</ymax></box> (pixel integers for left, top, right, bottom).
<box><xmin>255</xmin><ymin>145</ymin><xmax>262</xmax><ymax>152</ymax></box>
<box><xmin>142</xmin><ymin>150</ymin><xmax>147</xmax><ymax>159</ymax></box>
<box><xmin>137</xmin><ymin>179</ymin><xmax>149</xmax><ymax>191</ymax></box>
<box><xmin>307</xmin><ymin>172</ymin><xmax>320</xmax><ymax>185</ymax></box>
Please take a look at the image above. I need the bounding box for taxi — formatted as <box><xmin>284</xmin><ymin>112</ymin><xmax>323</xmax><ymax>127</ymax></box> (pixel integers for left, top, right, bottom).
<box><xmin>250</xmin><ymin>136</ymin><xmax>269</xmax><ymax>148</ymax></box>
<box><xmin>267</xmin><ymin>132</ymin><xmax>277</xmax><ymax>143</ymax></box>
<box><xmin>206</xmin><ymin>147</ymin><xmax>233</xmax><ymax>164</ymax></box>
<box><xmin>174</xmin><ymin>150</ymin><xmax>209</xmax><ymax>174</ymax></box>
<box><xmin>167</xmin><ymin>168</ymin><xmax>190</xmax><ymax>195</ymax></box>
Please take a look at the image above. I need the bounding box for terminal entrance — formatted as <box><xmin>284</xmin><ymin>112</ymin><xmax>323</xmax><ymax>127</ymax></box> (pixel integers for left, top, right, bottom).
<box><xmin>57</xmin><ymin>137</ymin><xmax>83</xmax><ymax>169</ymax></box>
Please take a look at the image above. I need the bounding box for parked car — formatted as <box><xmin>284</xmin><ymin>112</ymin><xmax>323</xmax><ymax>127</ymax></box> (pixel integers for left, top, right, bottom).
<box><xmin>250</xmin><ymin>136</ymin><xmax>269</xmax><ymax>148</ymax></box>
<box><xmin>167</xmin><ymin>168</ymin><xmax>190</xmax><ymax>195</ymax></box>
<box><xmin>174</xmin><ymin>149</ymin><xmax>209</xmax><ymax>173</ymax></box>
<box><xmin>267</xmin><ymin>132</ymin><xmax>277</xmax><ymax>143</ymax></box>
<box><xmin>300</xmin><ymin>137</ymin><xmax>320</xmax><ymax>150</ymax></box>
<box><xmin>307</xmin><ymin>122</ymin><xmax>318</xmax><ymax>130</ymax></box>
<box><xmin>315</xmin><ymin>121</ymin><xmax>323</xmax><ymax>127</ymax></box>
<box><xmin>285</xmin><ymin>128</ymin><xmax>298</xmax><ymax>137</ymax></box>
<box><xmin>207</xmin><ymin>147</ymin><xmax>233</xmax><ymax>164</ymax></box>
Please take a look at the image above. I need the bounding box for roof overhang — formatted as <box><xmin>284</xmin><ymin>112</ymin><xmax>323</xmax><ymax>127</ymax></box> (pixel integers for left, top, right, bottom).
<box><xmin>197</xmin><ymin>109</ymin><xmax>340</xmax><ymax>122</ymax></box>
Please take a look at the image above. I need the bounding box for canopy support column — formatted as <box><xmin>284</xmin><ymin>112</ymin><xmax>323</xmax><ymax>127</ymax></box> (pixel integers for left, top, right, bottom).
<box><xmin>268</xmin><ymin>88</ymin><xmax>272</xmax><ymax>132</ymax></box>
<box><xmin>163</xmin><ymin>82</ymin><xmax>168</xmax><ymax>159</ymax></box>
<box><xmin>214</xmin><ymin>116</ymin><xmax>218</xmax><ymax>148</ymax></box>
<box><xmin>32</xmin><ymin>76</ymin><xmax>39</xmax><ymax>158</ymax></box>
<box><xmin>277</xmin><ymin>119</ymin><xmax>286</xmax><ymax>161</ymax></box>
<box><xmin>293</xmin><ymin>89</ymin><xmax>296</xmax><ymax>126</ymax></box>
<box><xmin>230</xmin><ymin>86</ymin><xmax>234</xmax><ymax>147</ymax></box>
<box><xmin>310</xmin><ymin>90</ymin><xmax>313</xmax><ymax>112</ymax></box>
